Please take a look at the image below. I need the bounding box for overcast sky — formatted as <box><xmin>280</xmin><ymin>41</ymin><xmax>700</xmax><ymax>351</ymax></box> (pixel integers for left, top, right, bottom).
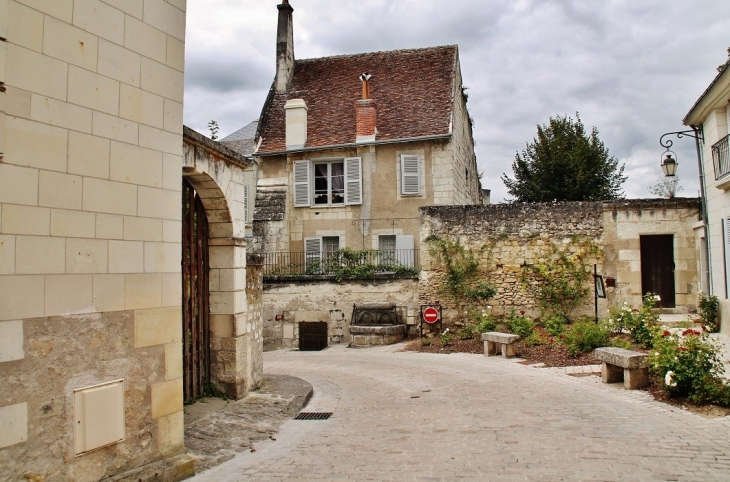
<box><xmin>184</xmin><ymin>0</ymin><xmax>729</xmax><ymax>203</ymax></box>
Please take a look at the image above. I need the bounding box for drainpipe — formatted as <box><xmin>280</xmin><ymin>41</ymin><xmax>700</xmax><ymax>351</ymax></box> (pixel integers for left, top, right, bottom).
<box><xmin>692</xmin><ymin>124</ymin><xmax>712</xmax><ymax>296</ymax></box>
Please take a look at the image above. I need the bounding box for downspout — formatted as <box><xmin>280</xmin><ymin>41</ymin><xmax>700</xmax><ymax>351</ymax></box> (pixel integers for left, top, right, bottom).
<box><xmin>693</xmin><ymin>124</ymin><xmax>712</xmax><ymax>295</ymax></box>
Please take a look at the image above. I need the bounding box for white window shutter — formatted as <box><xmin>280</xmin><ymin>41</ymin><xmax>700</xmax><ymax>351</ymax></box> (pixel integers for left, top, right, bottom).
<box><xmin>243</xmin><ymin>185</ymin><xmax>249</xmax><ymax>223</ymax></box>
<box><xmin>293</xmin><ymin>160</ymin><xmax>311</xmax><ymax>207</ymax></box>
<box><xmin>401</xmin><ymin>155</ymin><xmax>421</xmax><ymax>195</ymax></box>
<box><xmin>725</xmin><ymin>218</ymin><xmax>730</xmax><ymax>298</ymax></box>
<box><xmin>344</xmin><ymin>157</ymin><xmax>362</xmax><ymax>205</ymax></box>
<box><xmin>305</xmin><ymin>237</ymin><xmax>323</xmax><ymax>273</ymax></box>
<box><xmin>395</xmin><ymin>234</ymin><xmax>415</xmax><ymax>268</ymax></box>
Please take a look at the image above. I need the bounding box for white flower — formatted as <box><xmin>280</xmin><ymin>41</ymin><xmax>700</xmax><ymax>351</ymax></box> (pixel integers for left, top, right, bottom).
<box><xmin>664</xmin><ymin>371</ymin><xmax>677</xmax><ymax>387</ymax></box>
<box><xmin>487</xmin><ymin>305</ymin><xmax>492</xmax><ymax>309</ymax></box>
<box><xmin>655</xmin><ymin>295</ymin><xmax>661</xmax><ymax>301</ymax></box>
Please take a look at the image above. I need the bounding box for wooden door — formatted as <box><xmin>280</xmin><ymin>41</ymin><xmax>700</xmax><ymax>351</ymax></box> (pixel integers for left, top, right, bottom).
<box><xmin>640</xmin><ymin>234</ymin><xmax>675</xmax><ymax>308</ymax></box>
<box><xmin>182</xmin><ymin>179</ymin><xmax>210</xmax><ymax>403</ymax></box>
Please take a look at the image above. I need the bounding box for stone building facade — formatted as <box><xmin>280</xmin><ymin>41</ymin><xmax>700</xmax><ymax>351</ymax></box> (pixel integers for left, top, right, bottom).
<box><xmin>419</xmin><ymin>199</ymin><xmax>701</xmax><ymax>322</ymax></box>
<box><xmin>0</xmin><ymin>1</ymin><xmax>262</xmax><ymax>480</ymax></box>
<box><xmin>683</xmin><ymin>58</ymin><xmax>730</xmax><ymax>334</ymax></box>
<box><xmin>249</xmin><ymin>2</ymin><xmax>482</xmax><ymax>258</ymax></box>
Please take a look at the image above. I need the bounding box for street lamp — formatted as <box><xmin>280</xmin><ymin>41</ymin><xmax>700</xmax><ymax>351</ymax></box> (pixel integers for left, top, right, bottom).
<box><xmin>661</xmin><ymin>153</ymin><xmax>678</xmax><ymax>177</ymax></box>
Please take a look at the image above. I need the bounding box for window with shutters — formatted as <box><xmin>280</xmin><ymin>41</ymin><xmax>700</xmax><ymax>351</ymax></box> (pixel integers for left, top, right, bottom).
<box><xmin>400</xmin><ymin>154</ymin><xmax>421</xmax><ymax>196</ymax></box>
<box><xmin>293</xmin><ymin>158</ymin><xmax>362</xmax><ymax>207</ymax></box>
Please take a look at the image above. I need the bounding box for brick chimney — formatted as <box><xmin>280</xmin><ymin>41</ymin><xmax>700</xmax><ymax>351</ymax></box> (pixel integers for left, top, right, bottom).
<box><xmin>275</xmin><ymin>0</ymin><xmax>294</xmax><ymax>93</ymax></box>
<box><xmin>356</xmin><ymin>73</ymin><xmax>376</xmax><ymax>143</ymax></box>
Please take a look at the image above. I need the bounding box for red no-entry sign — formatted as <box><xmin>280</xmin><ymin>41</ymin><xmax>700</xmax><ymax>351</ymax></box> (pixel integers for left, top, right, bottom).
<box><xmin>423</xmin><ymin>306</ymin><xmax>440</xmax><ymax>324</ymax></box>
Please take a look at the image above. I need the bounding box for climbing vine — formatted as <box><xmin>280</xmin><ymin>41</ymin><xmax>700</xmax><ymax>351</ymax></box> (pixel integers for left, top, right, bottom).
<box><xmin>426</xmin><ymin>236</ymin><xmax>497</xmax><ymax>309</ymax></box>
<box><xmin>522</xmin><ymin>237</ymin><xmax>602</xmax><ymax>319</ymax></box>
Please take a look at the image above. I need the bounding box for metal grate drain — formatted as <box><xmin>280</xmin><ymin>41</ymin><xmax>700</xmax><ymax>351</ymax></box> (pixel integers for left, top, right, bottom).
<box><xmin>295</xmin><ymin>412</ymin><xmax>333</xmax><ymax>420</ymax></box>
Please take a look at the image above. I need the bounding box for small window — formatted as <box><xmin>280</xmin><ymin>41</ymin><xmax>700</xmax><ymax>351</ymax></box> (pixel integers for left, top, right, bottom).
<box><xmin>322</xmin><ymin>236</ymin><xmax>340</xmax><ymax>254</ymax></box>
<box><xmin>293</xmin><ymin>158</ymin><xmax>362</xmax><ymax>207</ymax></box>
<box><xmin>314</xmin><ymin>162</ymin><xmax>344</xmax><ymax>205</ymax></box>
<box><xmin>379</xmin><ymin>235</ymin><xmax>396</xmax><ymax>264</ymax></box>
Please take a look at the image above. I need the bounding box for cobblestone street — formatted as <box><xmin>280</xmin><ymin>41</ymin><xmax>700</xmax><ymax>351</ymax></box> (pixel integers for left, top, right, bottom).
<box><xmin>192</xmin><ymin>344</ymin><xmax>730</xmax><ymax>481</ymax></box>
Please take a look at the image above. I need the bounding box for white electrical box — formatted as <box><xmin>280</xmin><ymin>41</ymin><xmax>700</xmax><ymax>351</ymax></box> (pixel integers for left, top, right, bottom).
<box><xmin>74</xmin><ymin>379</ymin><xmax>126</xmax><ymax>455</ymax></box>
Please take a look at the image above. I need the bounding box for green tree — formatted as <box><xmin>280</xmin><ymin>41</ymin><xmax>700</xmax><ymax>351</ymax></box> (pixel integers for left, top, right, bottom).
<box><xmin>501</xmin><ymin>113</ymin><xmax>626</xmax><ymax>202</ymax></box>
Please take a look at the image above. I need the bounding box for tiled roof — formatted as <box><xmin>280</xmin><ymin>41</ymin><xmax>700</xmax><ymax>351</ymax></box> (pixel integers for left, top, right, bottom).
<box><xmin>222</xmin><ymin>120</ymin><xmax>259</xmax><ymax>142</ymax></box>
<box><xmin>257</xmin><ymin>45</ymin><xmax>457</xmax><ymax>154</ymax></box>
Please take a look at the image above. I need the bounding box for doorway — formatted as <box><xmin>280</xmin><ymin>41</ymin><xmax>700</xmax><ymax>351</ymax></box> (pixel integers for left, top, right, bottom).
<box><xmin>182</xmin><ymin>179</ymin><xmax>210</xmax><ymax>403</ymax></box>
<box><xmin>640</xmin><ymin>234</ymin><xmax>675</xmax><ymax>308</ymax></box>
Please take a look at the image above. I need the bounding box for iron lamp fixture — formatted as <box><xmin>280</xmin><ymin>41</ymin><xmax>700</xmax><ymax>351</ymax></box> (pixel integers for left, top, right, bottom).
<box><xmin>661</xmin><ymin>153</ymin><xmax>678</xmax><ymax>177</ymax></box>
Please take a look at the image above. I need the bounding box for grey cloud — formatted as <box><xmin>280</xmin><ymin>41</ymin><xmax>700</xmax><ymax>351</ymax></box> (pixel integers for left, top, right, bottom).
<box><xmin>185</xmin><ymin>0</ymin><xmax>730</xmax><ymax>202</ymax></box>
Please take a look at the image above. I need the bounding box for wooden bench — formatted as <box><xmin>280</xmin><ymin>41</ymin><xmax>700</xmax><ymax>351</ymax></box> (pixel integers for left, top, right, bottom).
<box><xmin>594</xmin><ymin>347</ymin><xmax>649</xmax><ymax>389</ymax></box>
<box><xmin>481</xmin><ymin>332</ymin><xmax>521</xmax><ymax>358</ymax></box>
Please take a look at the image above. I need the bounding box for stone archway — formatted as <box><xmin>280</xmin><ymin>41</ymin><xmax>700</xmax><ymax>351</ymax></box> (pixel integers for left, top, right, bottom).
<box><xmin>182</xmin><ymin>128</ymin><xmax>263</xmax><ymax>399</ymax></box>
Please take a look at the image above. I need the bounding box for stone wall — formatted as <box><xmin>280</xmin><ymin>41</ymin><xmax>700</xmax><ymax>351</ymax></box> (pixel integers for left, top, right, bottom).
<box><xmin>419</xmin><ymin>199</ymin><xmax>700</xmax><ymax>323</ymax></box>
<box><xmin>1</xmin><ymin>311</ymin><xmax>183</xmax><ymax>481</ymax></box>
<box><xmin>263</xmin><ymin>278</ymin><xmax>419</xmax><ymax>349</ymax></box>
<box><xmin>0</xmin><ymin>1</ymin><xmax>192</xmax><ymax>479</ymax></box>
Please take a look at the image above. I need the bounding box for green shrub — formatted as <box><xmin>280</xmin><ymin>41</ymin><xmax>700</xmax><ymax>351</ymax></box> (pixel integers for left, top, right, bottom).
<box><xmin>699</xmin><ymin>293</ymin><xmax>719</xmax><ymax>333</ymax></box>
<box><xmin>439</xmin><ymin>329</ymin><xmax>453</xmax><ymax>347</ymax></box>
<box><xmin>608</xmin><ymin>337</ymin><xmax>633</xmax><ymax>350</ymax></box>
<box><xmin>507</xmin><ymin>310</ymin><xmax>535</xmax><ymax>338</ymax></box>
<box><xmin>605</xmin><ymin>302</ymin><xmax>634</xmax><ymax>336</ymax></box>
<box><xmin>420</xmin><ymin>337</ymin><xmax>433</xmax><ymax>347</ymax></box>
<box><xmin>475</xmin><ymin>307</ymin><xmax>496</xmax><ymax>333</ymax></box>
<box><xmin>457</xmin><ymin>325</ymin><xmax>476</xmax><ymax>340</ymax></box>
<box><xmin>561</xmin><ymin>321</ymin><xmax>610</xmax><ymax>356</ymax></box>
<box><xmin>625</xmin><ymin>294</ymin><xmax>662</xmax><ymax>348</ymax></box>
<box><xmin>523</xmin><ymin>327</ymin><xmax>555</xmax><ymax>347</ymax></box>
<box><xmin>541</xmin><ymin>312</ymin><xmax>568</xmax><ymax>336</ymax></box>
<box><xmin>650</xmin><ymin>328</ymin><xmax>730</xmax><ymax>405</ymax></box>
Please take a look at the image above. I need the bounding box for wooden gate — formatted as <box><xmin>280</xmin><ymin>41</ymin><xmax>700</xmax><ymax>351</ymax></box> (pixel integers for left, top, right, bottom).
<box><xmin>182</xmin><ymin>179</ymin><xmax>210</xmax><ymax>403</ymax></box>
<box><xmin>640</xmin><ymin>234</ymin><xmax>675</xmax><ymax>308</ymax></box>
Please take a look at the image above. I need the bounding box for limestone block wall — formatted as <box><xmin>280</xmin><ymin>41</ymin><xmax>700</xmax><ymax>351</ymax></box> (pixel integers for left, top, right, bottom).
<box><xmin>419</xmin><ymin>203</ymin><xmax>605</xmax><ymax>321</ymax></box>
<box><xmin>263</xmin><ymin>278</ymin><xmax>419</xmax><ymax>349</ymax></box>
<box><xmin>419</xmin><ymin>200</ymin><xmax>701</xmax><ymax>323</ymax></box>
<box><xmin>448</xmin><ymin>56</ymin><xmax>481</xmax><ymax>206</ymax></box>
<box><xmin>0</xmin><ymin>1</ymin><xmax>188</xmax><ymax>479</ymax></box>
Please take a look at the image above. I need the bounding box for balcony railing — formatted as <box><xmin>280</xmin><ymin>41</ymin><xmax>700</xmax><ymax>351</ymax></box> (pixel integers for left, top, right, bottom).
<box><xmin>712</xmin><ymin>135</ymin><xmax>730</xmax><ymax>181</ymax></box>
<box><xmin>260</xmin><ymin>249</ymin><xmax>420</xmax><ymax>279</ymax></box>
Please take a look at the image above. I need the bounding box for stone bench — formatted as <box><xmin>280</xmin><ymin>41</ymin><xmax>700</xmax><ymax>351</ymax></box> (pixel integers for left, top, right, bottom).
<box><xmin>481</xmin><ymin>332</ymin><xmax>521</xmax><ymax>358</ymax></box>
<box><xmin>594</xmin><ymin>347</ymin><xmax>649</xmax><ymax>389</ymax></box>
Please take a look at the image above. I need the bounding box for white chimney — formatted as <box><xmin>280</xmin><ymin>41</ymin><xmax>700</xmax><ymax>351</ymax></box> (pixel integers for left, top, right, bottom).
<box><xmin>285</xmin><ymin>99</ymin><xmax>307</xmax><ymax>149</ymax></box>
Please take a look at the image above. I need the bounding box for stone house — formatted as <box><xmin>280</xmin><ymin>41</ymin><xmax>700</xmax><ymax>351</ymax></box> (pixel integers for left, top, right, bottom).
<box><xmin>683</xmin><ymin>58</ymin><xmax>730</xmax><ymax>333</ymax></box>
<box><xmin>0</xmin><ymin>1</ymin><xmax>262</xmax><ymax>480</ymax></box>
<box><xmin>248</xmin><ymin>1</ymin><xmax>481</xmax><ymax>348</ymax></box>
<box><xmin>250</xmin><ymin>0</ymin><xmax>482</xmax><ymax>263</ymax></box>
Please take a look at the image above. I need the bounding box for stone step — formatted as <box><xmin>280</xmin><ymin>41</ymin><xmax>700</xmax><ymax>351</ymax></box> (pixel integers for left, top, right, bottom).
<box><xmin>658</xmin><ymin>313</ymin><xmax>701</xmax><ymax>328</ymax></box>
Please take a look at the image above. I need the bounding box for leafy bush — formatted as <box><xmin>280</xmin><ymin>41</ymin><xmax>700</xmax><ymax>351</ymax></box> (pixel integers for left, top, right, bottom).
<box><xmin>608</xmin><ymin>337</ymin><xmax>633</xmax><ymax>350</ymax></box>
<box><xmin>561</xmin><ymin>321</ymin><xmax>609</xmax><ymax>356</ymax></box>
<box><xmin>457</xmin><ymin>325</ymin><xmax>476</xmax><ymax>340</ymax></box>
<box><xmin>475</xmin><ymin>306</ymin><xmax>496</xmax><ymax>333</ymax></box>
<box><xmin>541</xmin><ymin>312</ymin><xmax>568</xmax><ymax>336</ymax></box>
<box><xmin>523</xmin><ymin>326</ymin><xmax>555</xmax><ymax>347</ymax></box>
<box><xmin>605</xmin><ymin>302</ymin><xmax>634</xmax><ymax>336</ymax></box>
<box><xmin>699</xmin><ymin>293</ymin><xmax>719</xmax><ymax>333</ymax></box>
<box><xmin>625</xmin><ymin>294</ymin><xmax>661</xmax><ymax>348</ymax></box>
<box><xmin>420</xmin><ymin>337</ymin><xmax>433</xmax><ymax>347</ymax></box>
<box><xmin>439</xmin><ymin>329</ymin><xmax>453</xmax><ymax>347</ymax></box>
<box><xmin>507</xmin><ymin>310</ymin><xmax>535</xmax><ymax>338</ymax></box>
<box><xmin>650</xmin><ymin>328</ymin><xmax>730</xmax><ymax>405</ymax></box>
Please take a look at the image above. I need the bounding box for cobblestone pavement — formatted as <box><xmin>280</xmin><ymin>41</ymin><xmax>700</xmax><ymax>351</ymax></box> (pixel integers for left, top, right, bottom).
<box><xmin>184</xmin><ymin>375</ymin><xmax>312</xmax><ymax>472</ymax></box>
<box><xmin>192</xmin><ymin>344</ymin><xmax>730</xmax><ymax>481</ymax></box>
